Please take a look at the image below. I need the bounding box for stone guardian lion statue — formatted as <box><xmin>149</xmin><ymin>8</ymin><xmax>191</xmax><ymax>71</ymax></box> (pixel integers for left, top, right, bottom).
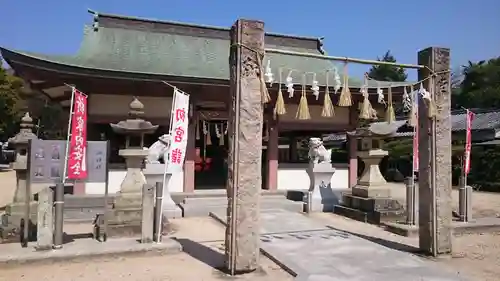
<box><xmin>308</xmin><ymin>137</ymin><xmax>332</xmax><ymax>164</ymax></box>
<box><xmin>145</xmin><ymin>134</ymin><xmax>171</xmax><ymax>164</ymax></box>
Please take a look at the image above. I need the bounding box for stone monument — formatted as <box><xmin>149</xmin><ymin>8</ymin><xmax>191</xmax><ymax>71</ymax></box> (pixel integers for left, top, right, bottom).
<box><xmin>334</xmin><ymin>122</ymin><xmax>405</xmax><ymax>223</ymax></box>
<box><xmin>107</xmin><ymin>97</ymin><xmax>159</xmax><ymax>236</ymax></box>
<box><xmin>0</xmin><ymin>113</ymin><xmax>38</xmax><ymax>242</ymax></box>
<box><xmin>143</xmin><ymin>134</ymin><xmax>182</xmax><ymax>219</ymax></box>
<box><xmin>304</xmin><ymin>137</ymin><xmax>338</xmax><ymax>212</ymax></box>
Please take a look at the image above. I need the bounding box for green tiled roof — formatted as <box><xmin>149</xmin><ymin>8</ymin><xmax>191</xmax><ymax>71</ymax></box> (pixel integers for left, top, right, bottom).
<box><xmin>1</xmin><ymin>13</ymin><xmax>415</xmax><ymax>89</ymax></box>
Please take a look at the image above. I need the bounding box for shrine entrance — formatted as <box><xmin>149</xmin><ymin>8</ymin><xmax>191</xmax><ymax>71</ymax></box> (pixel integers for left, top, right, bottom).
<box><xmin>195</xmin><ymin>120</ymin><xmax>228</xmax><ymax>190</ymax></box>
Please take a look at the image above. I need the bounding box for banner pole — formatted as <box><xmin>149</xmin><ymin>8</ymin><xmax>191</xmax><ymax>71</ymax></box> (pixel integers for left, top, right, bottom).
<box><xmin>157</xmin><ymin>89</ymin><xmax>178</xmax><ymax>243</ymax></box>
<box><xmin>62</xmin><ymin>87</ymin><xmax>76</xmax><ymax>185</ymax></box>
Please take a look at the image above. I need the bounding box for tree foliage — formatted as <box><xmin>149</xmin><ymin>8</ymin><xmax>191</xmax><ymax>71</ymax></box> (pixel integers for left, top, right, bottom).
<box><xmin>0</xmin><ymin>60</ymin><xmax>23</xmax><ymax>141</ymax></box>
<box><xmin>379</xmin><ymin>56</ymin><xmax>500</xmax><ymax>191</ymax></box>
<box><xmin>452</xmin><ymin>58</ymin><xmax>500</xmax><ymax>109</ymax></box>
<box><xmin>367</xmin><ymin>50</ymin><xmax>408</xmax><ymax>82</ymax></box>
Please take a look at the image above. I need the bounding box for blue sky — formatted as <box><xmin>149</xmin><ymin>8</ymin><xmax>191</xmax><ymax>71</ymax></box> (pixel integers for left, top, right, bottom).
<box><xmin>1</xmin><ymin>0</ymin><xmax>499</xmax><ymax>80</ymax></box>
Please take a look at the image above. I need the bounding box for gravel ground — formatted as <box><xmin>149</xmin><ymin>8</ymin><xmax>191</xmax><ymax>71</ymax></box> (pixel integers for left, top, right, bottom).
<box><xmin>0</xmin><ymin>217</ymin><xmax>294</xmax><ymax>281</ymax></box>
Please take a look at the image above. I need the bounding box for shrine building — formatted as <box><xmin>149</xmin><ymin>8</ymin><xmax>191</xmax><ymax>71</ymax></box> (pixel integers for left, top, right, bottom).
<box><xmin>0</xmin><ymin>10</ymin><xmax>414</xmax><ymax>195</ymax></box>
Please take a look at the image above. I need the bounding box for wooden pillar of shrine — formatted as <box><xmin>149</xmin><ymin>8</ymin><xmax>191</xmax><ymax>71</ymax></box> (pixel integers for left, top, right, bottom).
<box><xmin>183</xmin><ymin>109</ymin><xmax>196</xmax><ymax>193</ymax></box>
<box><xmin>266</xmin><ymin>115</ymin><xmax>279</xmax><ymax>190</ymax></box>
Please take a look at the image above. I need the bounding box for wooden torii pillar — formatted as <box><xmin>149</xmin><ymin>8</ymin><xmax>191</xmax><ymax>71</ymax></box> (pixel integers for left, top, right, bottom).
<box><xmin>225</xmin><ymin>19</ymin><xmax>264</xmax><ymax>274</ymax></box>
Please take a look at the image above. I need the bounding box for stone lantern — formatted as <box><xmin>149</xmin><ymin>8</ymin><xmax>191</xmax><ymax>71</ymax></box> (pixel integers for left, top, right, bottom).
<box><xmin>334</xmin><ymin>122</ymin><xmax>405</xmax><ymax>224</ymax></box>
<box><xmin>6</xmin><ymin>113</ymin><xmax>38</xmax><ymax>221</ymax></box>
<box><xmin>107</xmin><ymin>97</ymin><xmax>158</xmax><ymax>236</ymax></box>
<box><xmin>110</xmin><ymin>97</ymin><xmax>158</xmax><ymax>195</ymax></box>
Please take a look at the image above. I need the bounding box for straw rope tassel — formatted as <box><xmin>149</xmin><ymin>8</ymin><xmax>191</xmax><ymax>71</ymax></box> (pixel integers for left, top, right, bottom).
<box><xmin>321</xmin><ymin>71</ymin><xmax>335</xmax><ymax>117</ymax></box>
<box><xmin>257</xmin><ymin>52</ymin><xmax>271</xmax><ymax>104</ymax></box>
<box><xmin>359</xmin><ymin>75</ymin><xmax>373</xmax><ymax>120</ymax></box>
<box><xmin>296</xmin><ymin>74</ymin><xmax>311</xmax><ymax>120</ymax></box>
<box><xmin>219</xmin><ymin>124</ymin><xmax>225</xmax><ymax>146</ymax></box>
<box><xmin>338</xmin><ymin>63</ymin><xmax>352</xmax><ymax>107</ymax></box>
<box><xmin>409</xmin><ymin>85</ymin><xmax>417</xmax><ymax>127</ymax></box>
<box><xmin>206</xmin><ymin>122</ymin><xmax>212</xmax><ymax>146</ymax></box>
<box><xmin>385</xmin><ymin>86</ymin><xmax>396</xmax><ymax>123</ymax></box>
<box><xmin>274</xmin><ymin>69</ymin><xmax>286</xmax><ymax>116</ymax></box>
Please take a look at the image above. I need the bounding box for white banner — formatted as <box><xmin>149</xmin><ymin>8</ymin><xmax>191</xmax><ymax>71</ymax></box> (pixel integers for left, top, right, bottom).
<box><xmin>166</xmin><ymin>89</ymin><xmax>190</xmax><ymax>173</ymax></box>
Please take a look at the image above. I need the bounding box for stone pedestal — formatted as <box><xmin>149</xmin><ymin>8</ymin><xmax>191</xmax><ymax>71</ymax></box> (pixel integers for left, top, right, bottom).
<box><xmin>143</xmin><ymin>163</ymin><xmax>182</xmax><ymax>218</ymax></box>
<box><xmin>107</xmin><ymin>149</ymin><xmax>149</xmax><ymax>237</ymax></box>
<box><xmin>334</xmin><ymin>148</ymin><xmax>405</xmax><ymax>224</ymax></box>
<box><xmin>352</xmin><ymin>149</ymin><xmax>389</xmax><ymax>198</ymax></box>
<box><xmin>118</xmin><ymin>149</ymin><xmax>149</xmax><ymax>194</ymax></box>
<box><xmin>305</xmin><ymin>163</ymin><xmax>337</xmax><ymax>212</ymax></box>
<box><xmin>36</xmin><ymin>188</ymin><xmax>53</xmax><ymax>251</ymax></box>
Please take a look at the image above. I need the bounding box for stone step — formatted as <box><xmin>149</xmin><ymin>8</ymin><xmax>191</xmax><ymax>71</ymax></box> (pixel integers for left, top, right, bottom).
<box><xmin>342</xmin><ymin>194</ymin><xmax>404</xmax><ymax>212</ymax></box>
<box><xmin>333</xmin><ymin>205</ymin><xmax>405</xmax><ymax>224</ymax></box>
<box><xmin>181</xmin><ymin>199</ymin><xmax>304</xmax><ymax>217</ymax></box>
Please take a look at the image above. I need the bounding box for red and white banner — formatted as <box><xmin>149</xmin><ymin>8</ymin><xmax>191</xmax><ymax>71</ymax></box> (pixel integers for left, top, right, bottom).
<box><xmin>66</xmin><ymin>88</ymin><xmax>88</xmax><ymax>180</ymax></box>
<box><xmin>412</xmin><ymin>91</ymin><xmax>419</xmax><ymax>172</ymax></box>
<box><xmin>463</xmin><ymin>109</ymin><xmax>475</xmax><ymax>175</ymax></box>
<box><xmin>166</xmin><ymin>89</ymin><xmax>190</xmax><ymax>173</ymax></box>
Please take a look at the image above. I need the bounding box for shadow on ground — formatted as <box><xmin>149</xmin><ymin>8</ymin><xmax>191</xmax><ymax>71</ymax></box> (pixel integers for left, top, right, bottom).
<box><xmin>325</xmin><ymin>225</ymin><xmax>421</xmax><ymax>254</ymax></box>
<box><xmin>174</xmin><ymin>238</ymin><xmax>225</xmax><ymax>270</ymax></box>
<box><xmin>62</xmin><ymin>232</ymin><xmax>93</xmax><ymax>244</ymax></box>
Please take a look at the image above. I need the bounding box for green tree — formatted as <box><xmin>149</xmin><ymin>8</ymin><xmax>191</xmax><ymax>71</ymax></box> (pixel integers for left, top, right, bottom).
<box><xmin>368</xmin><ymin>51</ymin><xmax>408</xmax><ymax>117</ymax></box>
<box><xmin>367</xmin><ymin>50</ymin><xmax>408</xmax><ymax>82</ymax></box>
<box><xmin>0</xmin><ymin>60</ymin><xmax>23</xmax><ymax>140</ymax></box>
<box><xmin>453</xmin><ymin>57</ymin><xmax>500</xmax><ymax>109</ymax></box>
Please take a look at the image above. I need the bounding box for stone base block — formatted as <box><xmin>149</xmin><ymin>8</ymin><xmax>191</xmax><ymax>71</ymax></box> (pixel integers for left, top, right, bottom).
<box><xmin>335</xmin><ymin>192</ymin><xmax>405</xmax><ymax>224</ymax></box>
<box><xmin>113</xmin><ymin>194</ymin><xmax>142</xmax><ymax>209</ymax></box>
<box><xmin>161</xmin><ymin>206</ymin><xmax>182</xmax><ymax>219</ymax></box>
<box><xmin>385</xmin><ymin>218</ymin><xmax>500</xmax><ymax>237</ymax></box>
<box><xmin>304</xmin><ymin>188</ymin><xmax>347</xmax><ymax>213</ymax></box>
<box><xmin>333</xmin><ymin>205</ymin><xmax>405</xmax><ymax>224</ymax></box>
<box><xmin>308</xmin><ymin>198</ymin><xmax>336</xmax><ymax>212</ymax></box>
<box><xmin>5</xmin><ymin>202</ymin><xmax>38</xmax><ymax>224</ymax></box>
<box><xmin>343</xmin><ymin>194</ymin><xmax>403</xmax><ymax>213</ymax></box>
<box><xmin>112</xmin><ymin>208</ymin><xmax>143</xmax><ymax>224</ymax></box>
<box><xmin>103</xmin><ymin>221</ymin><xmax>143</xmax><ymax>238</ymax></box>
<box><xmin>352</xmin><ymin>186</ymin><xmax>391</xmax><ymax>198</ymax></box>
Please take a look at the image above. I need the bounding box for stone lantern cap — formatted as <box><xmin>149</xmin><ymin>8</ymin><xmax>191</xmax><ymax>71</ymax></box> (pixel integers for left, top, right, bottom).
<box><xmin>8</xmin><ymin>112</ymin><xmax>37</xmax><ymax>146</ymax></box>
<box><xmin>110</xmin><ymin>97</ymin><xmax>158</xmax><ymax>135</ymax></box>
<box><xmin>347</xmin><ymin>121</ymin><xmax>400</xmax><ymax>139</ymax></box>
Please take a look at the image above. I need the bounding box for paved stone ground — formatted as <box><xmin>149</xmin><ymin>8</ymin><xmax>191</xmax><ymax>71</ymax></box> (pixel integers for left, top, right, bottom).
<box><xmin>311</xmin><ymin>213</ymin><xmax>499</xmax><ymax>281</ymax></box>
<box><xmin>211</xmin><ymin>209</ymin><xmax>466</xmax><ymax>281</ymax></box>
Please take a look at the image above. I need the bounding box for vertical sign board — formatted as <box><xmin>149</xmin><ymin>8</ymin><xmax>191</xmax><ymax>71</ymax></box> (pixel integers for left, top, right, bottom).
<box><xmin>28</xmin><ymin>140</ymin><xmax>108</xmax><ymax>185</ymax></box>
<box><xmin>66</xmin><ymin>88</ymin><xmax>88</xmax><ymax>180</ymax></box>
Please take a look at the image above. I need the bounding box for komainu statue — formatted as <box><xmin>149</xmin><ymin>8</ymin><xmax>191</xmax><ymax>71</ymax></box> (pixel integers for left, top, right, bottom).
<box><xmin>308</xmin><ymin>137</ymin><xmax>332</xmax><ymax>164</ymax></box>
<box><xmin>145</xmin><ymin>134</ymin><xmax>171</xmax><ymax>164</ymax></box>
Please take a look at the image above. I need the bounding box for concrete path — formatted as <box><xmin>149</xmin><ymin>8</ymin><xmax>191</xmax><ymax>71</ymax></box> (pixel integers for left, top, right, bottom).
<box><xmin>210</xmin><ymin>209</ymin><xmax>466</xmax><ymax>281</ymax></box>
